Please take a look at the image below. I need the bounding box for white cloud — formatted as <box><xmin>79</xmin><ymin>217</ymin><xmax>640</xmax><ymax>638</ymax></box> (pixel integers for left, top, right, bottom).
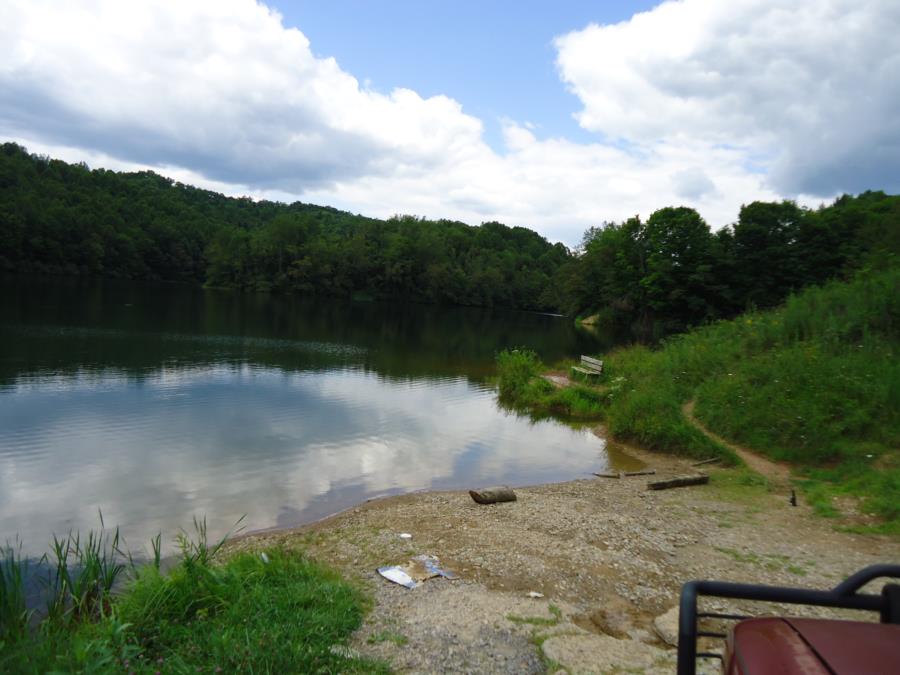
<box><xmin>1</xmin><ymin>0</ymin><xmax>896</xmax><ymax>244</ymax></box>
<box><xmin>672</xmin><ymin>167</ymin><xmax>716</xmax><ymax>200</ymax></box>
<box><xmin>0</xmin><ymin>0</ymin><xmax>482</xmax><ymax>187</ymax></box>
<box><xmin>555</xmin><ymin>0</ymin><xmax>900</xmax><ymax>196</ymax></box>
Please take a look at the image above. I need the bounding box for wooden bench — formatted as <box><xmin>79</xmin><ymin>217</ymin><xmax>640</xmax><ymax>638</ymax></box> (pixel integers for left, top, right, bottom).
<box><xmin>571</xmin><ymin>355</ymin><xmax>604</xmax><ymax>380</ymax></box>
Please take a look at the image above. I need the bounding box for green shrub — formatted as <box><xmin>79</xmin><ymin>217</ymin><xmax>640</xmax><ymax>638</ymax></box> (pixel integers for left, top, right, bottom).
<box><xmin>496</xmin><ymin>348</ymin><xmax>544</xmax><ymax>400</ymax></box>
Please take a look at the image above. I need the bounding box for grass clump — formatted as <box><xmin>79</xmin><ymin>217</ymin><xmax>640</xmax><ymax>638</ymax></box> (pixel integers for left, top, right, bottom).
<box><xmin>714</xmin><ymin>547</ymin><xmax>809</xmax><ymax>576</ymax></box>
<box><xmin>115</xmin><ymin>549</ymin><xmax>379</xmax><ymax>673</ymax></box>
<box><xmin>1</xmin><ymin>519</ymin><xmax>383</xmax><ymax>674</ymax></box>
<box><xmin>45</xmin><ymin>520</ymin><xmax>126</xmax><ymax>625</ymax></box>
<box><xmin>367</xmin><ymin>629</ymin><xmax>409</xmax><ymax>646</ymax></box>
<box><xmin>0</xmin><ymin>542</ymin><xmax>30</xmax><ymax>643</ymax></box>
<box><xmin>506</xmin><ymin>603</ymin><xmax>562</xmax><ymax>626</ymax></box>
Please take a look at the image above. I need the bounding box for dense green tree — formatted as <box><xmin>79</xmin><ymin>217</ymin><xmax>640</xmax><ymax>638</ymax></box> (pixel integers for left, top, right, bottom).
<box><xmin>562</xmin><ymin>197</ymin><xmax>898</xmax><ymax>340</ymax></box>
<box><xmin>639</xmin><ymin>207</ymin><xmax>716</xmax><ymax>331</ymax></box>
<box><xmin>732</xmin><ymin>200</ymin><xmax>803</xmax><ymax>308</ymax></box>
<box><xmin>0</xmin><ymin>143</ymin><xmax>569</xmax><ymax>312</ymax></box>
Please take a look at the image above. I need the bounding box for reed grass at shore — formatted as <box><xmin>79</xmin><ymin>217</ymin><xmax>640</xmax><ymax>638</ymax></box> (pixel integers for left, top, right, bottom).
<box><xmin>0</xmin><ymin>519</ymin><xmax>384</xmax><ymax>673</ymax></box>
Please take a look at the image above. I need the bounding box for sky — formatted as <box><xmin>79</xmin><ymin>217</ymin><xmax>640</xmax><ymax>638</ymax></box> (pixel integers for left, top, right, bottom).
<box><xmin>2</xmin><ymin>0</ymin><xmax>899</xmax><ymax>245</ymax></box>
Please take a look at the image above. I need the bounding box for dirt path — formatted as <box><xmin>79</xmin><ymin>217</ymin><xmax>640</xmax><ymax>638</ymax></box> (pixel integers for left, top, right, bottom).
<box><xmin>230</xmin><ymin>442</ymin><xmax>898</xmax><ymax>674</ymax></box>
<box><xmin>540</xmin><ymin>368</ymin><xmax>790</xmax><ymax>488</ymax></box>
<box><xmin>682</xmin><ymin>400</ymin><xmax>792</xmax><ymax>487</ymax></box>
<box><xmin>541</xmin><ymin>372</ymin><xmax>573</xmax><ymax>388</ymax></box>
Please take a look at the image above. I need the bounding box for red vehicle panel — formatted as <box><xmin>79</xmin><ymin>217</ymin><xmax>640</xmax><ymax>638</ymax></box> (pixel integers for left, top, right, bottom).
<box><xmin>726</xmin><ymin>617</ymin><xmax>900</xmax><ymax>675</ymax></box>
<box><xmin>677</xmin><ymin>565</ymin><xmax>900</xmax><ymax>674</ymax></box>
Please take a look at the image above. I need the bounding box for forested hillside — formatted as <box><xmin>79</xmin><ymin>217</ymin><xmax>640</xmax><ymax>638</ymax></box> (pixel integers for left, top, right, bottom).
<box><xmin>0</xmin><ymin>143</ymin><xmax>568</xmax><ymax>311</ymax></box>
<box><xmin>1</xmin><ymin>142</ymin><xmax>897</xmax><ymax>324</ymax></box>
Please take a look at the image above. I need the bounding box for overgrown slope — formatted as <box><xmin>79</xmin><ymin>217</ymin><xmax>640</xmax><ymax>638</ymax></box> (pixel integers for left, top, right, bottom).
<box><xmin>499</xmin><ymin>266</ymin><xmax>900</xmax><ymax>531</ymax></box>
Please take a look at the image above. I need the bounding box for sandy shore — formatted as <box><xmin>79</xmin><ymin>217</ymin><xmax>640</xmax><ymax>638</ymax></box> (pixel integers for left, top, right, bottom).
<box><xmin>227</xmin><ymin>439</ymin><xmax>899</xmax><ymax>674</ymax></box>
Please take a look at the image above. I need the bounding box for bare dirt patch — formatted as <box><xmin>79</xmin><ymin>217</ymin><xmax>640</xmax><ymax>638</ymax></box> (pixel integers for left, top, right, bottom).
<box><xmin>229</xmin><ymin>442</ymin><xmax>898</xmax><ymax>673</ymax></box>
<box><xmin>541</xmin><ymin>371</ymin><xmax>573</xmax><ymax>388</ymax></box>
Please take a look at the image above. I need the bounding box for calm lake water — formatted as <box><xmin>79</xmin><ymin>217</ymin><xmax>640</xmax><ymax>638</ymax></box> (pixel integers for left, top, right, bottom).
<box><xmin>0</xmin><ymin>278</ymin><xmax>636</xmax><ymax>555</ymax></box>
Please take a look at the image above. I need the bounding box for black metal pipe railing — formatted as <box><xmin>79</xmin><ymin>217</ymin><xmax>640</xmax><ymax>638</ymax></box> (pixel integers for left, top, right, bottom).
<box><xmin>677</xmin><ymin>564</ymin><xmax>900</xmax><ymax>675</ymax></box>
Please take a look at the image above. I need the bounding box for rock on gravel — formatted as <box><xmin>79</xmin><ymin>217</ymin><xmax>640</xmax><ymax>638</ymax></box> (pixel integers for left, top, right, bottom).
<box><xmin>654</xmin><ymin>605</ymin><xmax>680</xmax><ymax>646</ymax></box>
<box><xmin>541</xmin><ymin>633</ymin><xmax>674</xmax><ymax>674</ymax></box>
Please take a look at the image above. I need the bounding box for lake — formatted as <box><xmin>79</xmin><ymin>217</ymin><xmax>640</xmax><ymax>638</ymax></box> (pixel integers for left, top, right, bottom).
<box><xmin>0</xmin><ymin>278</ymin><xmax>635</xmax><ymax>556</ymax></box>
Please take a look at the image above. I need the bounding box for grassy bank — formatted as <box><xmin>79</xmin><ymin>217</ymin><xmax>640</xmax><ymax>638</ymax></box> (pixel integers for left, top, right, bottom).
<box><xmin>498</xmin><ymin>266</ymin><xmax>900</xmax><ymax>532</ymax></box>
<box><xmin>496</xmin><ymin>349</ymin><xmax>735</xmax><ymax>462</ymax></box>
<box><xmin>1</xmin><ymin>521</ymin><xmax>384</xmax><ymax>673</ymax></box>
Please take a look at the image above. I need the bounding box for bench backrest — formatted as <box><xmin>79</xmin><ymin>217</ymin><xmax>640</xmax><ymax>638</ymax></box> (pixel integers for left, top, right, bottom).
<box><xmin>581</xmin><ymin>355</ymin><xmax>603</xmax><ymax>370</ymax></box>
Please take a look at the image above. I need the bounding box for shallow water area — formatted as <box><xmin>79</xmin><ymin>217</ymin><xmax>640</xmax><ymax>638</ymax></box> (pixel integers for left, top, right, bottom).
<box><xmin>0</xmin><ymin>278</ymin><xmax>631</xmax><ymax>556</ymax></box>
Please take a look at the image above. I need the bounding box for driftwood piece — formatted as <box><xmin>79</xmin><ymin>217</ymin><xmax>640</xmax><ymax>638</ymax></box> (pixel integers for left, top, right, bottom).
<box><xmin>469</xmin><ymin>486</ymin><xmax>517</xmax><ymax>504</ymax></box>
<box><xmin>623</xmin><ymin>469</ymin><xmax>656</xmax><ymax>477</ymax></box>
<box><xmin>647</xmin><ymin>474</ymin><xmax>709</xmax><ymax>491</ymax></box>
<box><xmin>691</xmin><ymin>457</ymin><xmax>722</xmax><ymax>467</ymax></box>
<box><xmin>592</xmin><ymin>472</ymin><xmax>621</xmax><ymax>479</ymax></box>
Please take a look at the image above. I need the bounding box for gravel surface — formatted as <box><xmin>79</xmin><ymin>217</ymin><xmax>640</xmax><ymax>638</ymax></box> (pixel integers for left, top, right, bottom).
<box><xmin>229</xmin><ymin>438</ymin><xmax>899</xmax><ymax>673</ymax></box>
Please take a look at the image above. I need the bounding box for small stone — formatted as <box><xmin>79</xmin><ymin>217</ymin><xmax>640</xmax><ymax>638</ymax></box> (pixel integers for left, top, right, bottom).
<box><xmin>328</xmin><ymin>644</ymin><xmax>361</xmax><ymax>660</ymax></box>
<box><xmin>653</xmin><ymin>606</ymin><xmax>680</xmax><ymax>647</ymax></box>
<box><xmin>589</xmin><ymin>606</ymin><xmax>633</xmax><ymax>639</ymax></box>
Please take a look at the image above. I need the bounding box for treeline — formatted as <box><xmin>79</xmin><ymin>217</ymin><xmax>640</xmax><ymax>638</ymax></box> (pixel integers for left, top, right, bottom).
<box><xmin>0</xmin><ymin>143</ymin><xmax>568</xmax><ymax>311</ymax></box>
<box><xmin>560</xmin><ymin>198</ymin><xmax>900</xmax><ymax>338</ymax></box>
<box><xmin>1</xmin><ymin>142</ymin><xmax>898</xmax><ymax>325</ymax></box>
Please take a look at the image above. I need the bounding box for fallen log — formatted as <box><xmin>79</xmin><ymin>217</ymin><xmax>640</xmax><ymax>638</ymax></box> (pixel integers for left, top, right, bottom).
<box><xmin>592</xmin><ymin>472</ymin><xmax>621</xmax><ymax>479</ymax></box>
<box><xmin>623</xmin><ymin>469</ymin><xmax>656</xmax><ymax>477</ymax></box>
<box><xmin>691</xmin><ymin>457</ymin><xmax>721</xmax><ymax>467</ymax></box>
<box><xmin>469</xmin><ymin>486</ymin><xmax>517</xmax><ymax>504</ymax></box>
<box><xmin>647</xmin><ymin>474</ymin><xmax>709</xmax><ymax>491</ymax></box>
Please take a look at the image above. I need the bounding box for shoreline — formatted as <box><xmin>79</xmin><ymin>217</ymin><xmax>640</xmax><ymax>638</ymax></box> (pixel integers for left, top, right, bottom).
<box><xmin>227</xmin><ymin>442</ymin><xmax>899</xmax><ymax>673</ymax></box>
<box><xmin>227</xmin><ymin>425</ymin><xmax>650</xmax><ymax>550</ymax></box>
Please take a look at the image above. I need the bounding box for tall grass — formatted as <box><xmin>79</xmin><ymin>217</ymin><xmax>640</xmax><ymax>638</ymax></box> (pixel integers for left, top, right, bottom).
<box><xmin>45</xmin><ymin>519</ymin><xmax>126</xmax><ymax>624</ymax></box>
<box><xmin>496</xmin><ymin>348</ymin><xmax>547</xmax><ymax>400</ymax></box>
<box><xmin>496</xmin><ymin>345</ymin><xmax>734</xmax><ymax>460</ymax></box>
<box><xmin>686</xmin><ymin>268</ymin><xmax>900</xmax><ymax>526</ymax></box>
<box><xmin>1</xmin><ymin>518</ymin><xmax>383</xmax><ymax>673</ymax></box>
<box><xmin>0</xmin><ymin>542</ymin><xmax>30</xmax><ymax>642</ymax></box>
<box><xmin>497</xmin><ymin>266</ymin><xmax>900</xmax><ymax>530</ymax></box>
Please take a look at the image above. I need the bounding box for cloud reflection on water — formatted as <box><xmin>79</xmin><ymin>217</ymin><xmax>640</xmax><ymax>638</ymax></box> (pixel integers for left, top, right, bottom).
<box><xmin>0</xmin><ymin>365</ymin><xmax>614</xmax><ymax>556</ymax></box>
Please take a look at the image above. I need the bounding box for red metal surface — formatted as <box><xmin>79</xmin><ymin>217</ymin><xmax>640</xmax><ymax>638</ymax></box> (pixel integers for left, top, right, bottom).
<box><xmin>726</xmin><ymin>618</ymin><xmax>830</xmax><ymax>675</ymax></box>
<box><xmin>785</xmin><ymin>618</ymin><xmax>900</xmax><ymax>674</ymax></box>
<box><xmin>726</xmin><ymin>617</ymin><xmax>900</xmax><ymax>675</ymax></box>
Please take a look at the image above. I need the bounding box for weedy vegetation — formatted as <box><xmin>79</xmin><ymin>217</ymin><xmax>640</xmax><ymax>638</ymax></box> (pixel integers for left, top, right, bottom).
<box><xmin>498</xmin><ymin>267</ymin><xmax>900</xmax><ymax>533</ymax></box>
<box><xmin>0</xmin><ymin>517</ymin><xmax>385</xmax><ymax>673</ymax></box>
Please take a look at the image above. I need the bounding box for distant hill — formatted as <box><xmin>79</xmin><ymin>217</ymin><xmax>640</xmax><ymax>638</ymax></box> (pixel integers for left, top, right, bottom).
<box><xmin>0</xmin><ymin>143</ymin><xmax>569</xmax><ymax>311</ymax></box>
<box><xmin>2</xmin><ymin>142</ymin><xmax>897</xmax><ymax>324</ymax></box>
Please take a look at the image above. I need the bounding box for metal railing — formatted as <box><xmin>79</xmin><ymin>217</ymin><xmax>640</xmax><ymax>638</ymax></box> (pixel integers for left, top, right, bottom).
<box><xmin>677</xmin><ymin>563</ymin><xmax>900</xmax><ymax>674</ymax></box>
